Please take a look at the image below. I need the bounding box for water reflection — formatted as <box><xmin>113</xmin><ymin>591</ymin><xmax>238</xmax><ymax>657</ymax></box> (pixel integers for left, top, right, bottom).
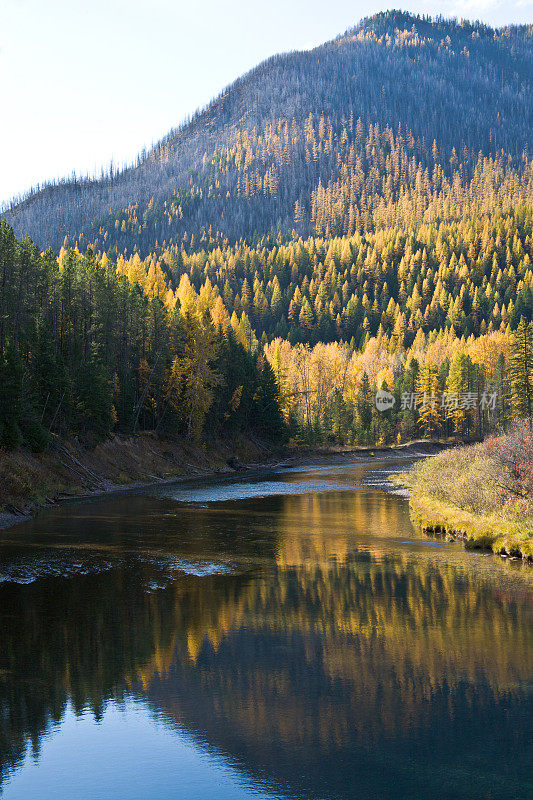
<box><xmin>0</xmin><ymin>463</ymin><xmax>531</xmax><ymax>799</ymax></box>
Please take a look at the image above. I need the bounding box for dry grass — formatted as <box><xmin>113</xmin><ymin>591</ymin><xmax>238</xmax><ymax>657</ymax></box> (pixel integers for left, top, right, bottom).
<box><xmin>397</xmin><ymin>441</ymin><xmax>533</xmax><ymax>562</ymax></box>
<box><xmin>0</xmin><ymin>432</ymin><xmax>271</xmax><ymax>514</ymax></box>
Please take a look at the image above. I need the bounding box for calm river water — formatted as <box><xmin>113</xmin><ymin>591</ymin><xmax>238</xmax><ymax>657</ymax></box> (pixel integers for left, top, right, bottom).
<box><xmin>0</xmin><ymin>455</ymin><xmax>531</xmax><ymax>799</ymax></box>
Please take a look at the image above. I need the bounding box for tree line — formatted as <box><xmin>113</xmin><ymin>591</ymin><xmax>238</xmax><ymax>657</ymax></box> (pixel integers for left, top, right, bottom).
<box><xmin>3</xmin><ymin>187</ymin><xmax>533</xmax><ymax>451</ymax></box>
<box><xmin>0</xmin><ymin>221</ymin><xmax>284</xmax><ymax>451</ymax></box>
<box><xmin>264</xmin><ymin>319</ymin><xmax>533</xmax><ymax>446</ymax></box>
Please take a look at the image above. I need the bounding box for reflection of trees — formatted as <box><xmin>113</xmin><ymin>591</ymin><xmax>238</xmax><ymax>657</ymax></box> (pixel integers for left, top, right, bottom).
<box><xmin>144</xmin><ymin>556</ymin><xmax>533</xmax><ymax>725</ymax></box>
<box><xmin>141</xmin><ymin>557</ymin><xmax>533</xmax><ymax>799</ymax></box>
<box><xmin>1</xmin><ymin>550</ymin><xmax>530</xmax><ymax>798</ymax></box>
<box><xmin>0</xmin><ymin>488</ymin><xmax>531</xmax><ymax>799</ymax></box>
<box><xmin>275</xmin><ymin>488</ymin><xmax>412</xmax><ymax>564</ymax></box>
<box><xmin>0</xmin><ymin>567</ymin><xmax>184</xmax><ymax>786</ymax></box>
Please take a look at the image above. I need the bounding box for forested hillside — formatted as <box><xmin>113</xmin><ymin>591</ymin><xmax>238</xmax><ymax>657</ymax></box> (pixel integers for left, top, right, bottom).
<box><xmin>109</xmin><ymin>186</ymin><xmax>533</xmax><ymax>346</ymax></box>
<box><xmin>1</xmin><ymin>12</ymin><xmax>533</xmax><ymax>452</ymax></box>
<box><xmin>4</xmin><ymin>12</ymin><xmax>533</xmax><ymax>253</ymax></box>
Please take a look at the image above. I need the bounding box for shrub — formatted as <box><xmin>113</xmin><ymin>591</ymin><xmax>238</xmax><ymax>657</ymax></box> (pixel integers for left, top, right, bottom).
<box><xmin>409</xmin><ymin>421</ymin><xmax>533</xmax><ymax>527</ymax></box>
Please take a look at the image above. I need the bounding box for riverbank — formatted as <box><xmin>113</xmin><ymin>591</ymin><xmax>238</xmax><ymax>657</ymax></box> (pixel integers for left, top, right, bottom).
<box><xmin>0</xmin><ymin>436</ymin><xmax>441</xmax><ymax>532</ymax></box>
<box><xmin>0</xmin><ymin>432</ymin><xmax>285</xmax><ymax>531</ymax></box>
<box><xmin>395</xmin><ymin>431</ymin><xmax>533</xmax><ymax>564</ymax></box>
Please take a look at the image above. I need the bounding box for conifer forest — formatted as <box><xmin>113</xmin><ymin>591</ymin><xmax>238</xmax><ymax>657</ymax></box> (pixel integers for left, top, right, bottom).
<box><xmin>2</xmin><ymin>10</ymin><xmax>533</xmax><ymax>448</ymax></box>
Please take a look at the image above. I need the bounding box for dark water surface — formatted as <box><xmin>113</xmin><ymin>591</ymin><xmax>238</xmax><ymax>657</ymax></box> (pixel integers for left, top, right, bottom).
<box><xmin>0</xmin><ymin>456</ymin><xmax>531</xmax><ymax>800</ymax></box>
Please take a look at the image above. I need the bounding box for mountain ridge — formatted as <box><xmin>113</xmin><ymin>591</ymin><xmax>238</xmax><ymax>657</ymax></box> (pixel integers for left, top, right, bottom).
<box><xmin>3</xmin><ymin>10</ymin><xmax>533</xmax><ymax>254</ymax></box>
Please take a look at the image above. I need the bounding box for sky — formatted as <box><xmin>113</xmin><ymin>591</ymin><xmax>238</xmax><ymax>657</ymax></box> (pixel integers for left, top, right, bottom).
<box><xmin>1</xmin><ymin>0</ymin><xmax>532</xmax><ymax>207</ymax></box>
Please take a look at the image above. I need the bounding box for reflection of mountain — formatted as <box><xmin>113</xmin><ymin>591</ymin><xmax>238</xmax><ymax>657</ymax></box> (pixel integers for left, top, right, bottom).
<box><xmin>1</xmin><ymin>536</ymin><xmax>531</xmax><ymax>799</ymax></box>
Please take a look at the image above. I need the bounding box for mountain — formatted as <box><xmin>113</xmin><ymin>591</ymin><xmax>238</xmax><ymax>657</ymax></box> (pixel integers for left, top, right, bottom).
<box><xmin>1</xmin><ymin>11</ymin><xmax>533</xmax><ymax>453</ymax></box>
<box><xmin>3</xmin><ymin>11</ymin><xmax>533</xmax><ymax>255</ymax></box>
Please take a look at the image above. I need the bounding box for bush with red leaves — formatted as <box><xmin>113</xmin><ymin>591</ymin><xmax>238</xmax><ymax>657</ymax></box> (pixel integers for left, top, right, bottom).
<box><xmin>486</xmin><ymin>420</ymin><xmax>533</xmax><ymax>503</ymax></box>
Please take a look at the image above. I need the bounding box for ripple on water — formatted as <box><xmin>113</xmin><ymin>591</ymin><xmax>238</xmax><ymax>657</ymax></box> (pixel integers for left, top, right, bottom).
<box><xmin>0</xmin><ymin>551</ymin><xmax>237</xmax><ymax>586</ymax></box>
<box><xmin>0</xmin><ymin>553</ymin><xmax>117</xmax><ymax>584</ymax></box>
<box><xmin>162</xmin><ymin>479</ymin><xmax>351</xmax><ymax>504</ymax></box>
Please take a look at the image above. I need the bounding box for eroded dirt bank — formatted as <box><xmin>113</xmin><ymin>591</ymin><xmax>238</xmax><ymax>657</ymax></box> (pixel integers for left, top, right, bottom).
<box><xmin>0</xmin><ymin>432</ymin><xmax>283</xmax><ymax>529</ymax></box>
<box><xmin>0</xmin><ymin>437</ymin><xmax>442</xmax><ymax>532</ymax></box>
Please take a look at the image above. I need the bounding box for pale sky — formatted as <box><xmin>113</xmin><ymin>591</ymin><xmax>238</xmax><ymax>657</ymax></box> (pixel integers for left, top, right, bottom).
<box><xmin>1</xmin><ymin>0</ymin><xmax>532</xmax><ymax>206</ymax></box>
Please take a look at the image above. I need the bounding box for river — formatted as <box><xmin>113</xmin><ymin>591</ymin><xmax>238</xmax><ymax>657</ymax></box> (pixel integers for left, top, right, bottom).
<box><xmin>0</xmin><ymin>454</ymin><xmax>531</xmax><ymax>799</ymax></box>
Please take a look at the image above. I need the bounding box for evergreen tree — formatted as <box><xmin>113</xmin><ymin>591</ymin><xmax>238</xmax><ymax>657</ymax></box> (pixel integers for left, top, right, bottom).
<box><xmin>416</xmin><ymin>365</ymin><xmax>442</xmax><ymax>437</ymax></box>
<box><xmin>0</xmin><ymin>346</ymin><xmax>23</xmax><ymax>450</ymax></box>
<box><xmin>74</xmin><ymin>348</ymin><xmax>115</xmax><ymax>439</ymax></box>
<box><xmin>446</xmin><ymin>352</ymin><xmax>471</xmax><ymax>436</ymax></box>
<box><xmin>508</xmin><ymin>316</ymin><xmax>533</xmax><ymax>420</ymax></box>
